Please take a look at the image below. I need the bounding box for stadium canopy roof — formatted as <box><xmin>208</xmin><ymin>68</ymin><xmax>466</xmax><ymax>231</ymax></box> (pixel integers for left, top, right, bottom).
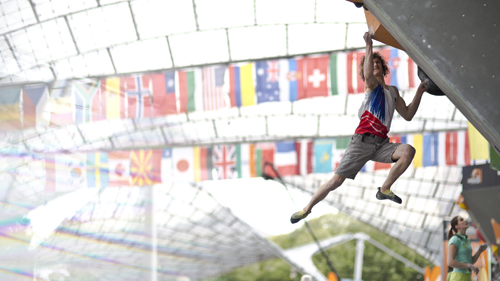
<box><xmin>0</xmin><ymin>1</ymin><xmax>478</xmax><ymax>280</ymax></box>
<box><xmin>0</xmin><ymin>0</ymin><xmax>469</xmax><ymax>157</ymax></box>
<box><xmin>0</xmin><ymin>0</ymin><xmax>378</xmax><ymax>85</ymax></box>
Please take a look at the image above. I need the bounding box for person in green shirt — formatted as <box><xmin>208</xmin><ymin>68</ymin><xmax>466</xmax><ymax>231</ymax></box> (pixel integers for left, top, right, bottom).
<box><xmin>447</xmin><ymin>216</ymin><xmax>488</xmax><ymax>281</ymax></box>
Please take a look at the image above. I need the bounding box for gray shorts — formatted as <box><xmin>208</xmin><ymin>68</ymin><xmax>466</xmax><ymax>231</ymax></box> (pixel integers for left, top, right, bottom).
<box><xmin>335</xmin><ymin>133</ymin><xmax>402</xmax><ymax>179</ymax></box>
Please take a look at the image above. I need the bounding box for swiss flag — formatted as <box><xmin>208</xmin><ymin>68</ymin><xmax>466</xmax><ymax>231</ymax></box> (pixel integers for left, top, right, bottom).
<box><xmin>300</xmin><ymin>55</ymin><xmax>329</xmax><ymax>99</ymax></box>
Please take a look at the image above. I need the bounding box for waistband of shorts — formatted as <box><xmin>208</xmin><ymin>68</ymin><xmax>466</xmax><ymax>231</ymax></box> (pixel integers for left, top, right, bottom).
<box><xmin>356</xmin><ymin>133</ymin><xmax>388</xmax><ymax>142</ymax></box>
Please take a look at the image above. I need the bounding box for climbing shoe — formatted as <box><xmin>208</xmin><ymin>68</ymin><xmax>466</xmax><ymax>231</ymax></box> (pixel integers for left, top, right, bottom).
<box><xmin>376</xmin><ymin>187</ymin><xmax>402</xmax><ymax>204</ymax></box>
<box><xmin>290</xmin><ymin>210</ymin><xmax>309</xmax><ymax>224</ymax></box>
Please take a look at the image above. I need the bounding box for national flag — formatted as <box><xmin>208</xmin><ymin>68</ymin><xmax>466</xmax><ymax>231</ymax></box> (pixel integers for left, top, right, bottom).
<box><xmin>400</xmin><ymin>134</ymin><xmax>408</xmax><ymax>145</ymax></box>
<box><xmin>443</xmin><ymin>131</ymin><xmax>470</xmax><ymax>166</ymax></box>
<box><xmin>346</xmin><ymin>52</ymin><xmax>355</xmax><ymax>94</ymax></box>
<box><xmin>150</xmin><ymin>71</ymin><xmax>176</xmax><ymax>117</ymax></box>
<box><xmin>151</xmin><ymin>150</ymin><xmax>162</xmax><ymax>184</ymax></box>
<box><xmin>430</xmin><ymin>266</ymin><xmax>441</xmax><ymax>281</ymax></box>
<box><xmin>355</xmin><ymin>50</ymin><xmax>367</xmax><ymax>94</ymax></box>
<box><xmin>361</xmin><ymin>160</ymin><xmax>392</xmax><ymax>172</ymax></box>
<box><xmin>45</xmin><ymin>154</ymin><xmax>87</xmax><ymax>192</ymax></box>
<box><xmin>279</xmin><ymin>58</ymin><xmax>303</xmax><ymax>102</ymax></box>
<box><xmin>101</xmin><ymin>77</ymin><xmax>126</xmax><ymax>120</ymax></box>
<box><xmin>445</xmin><ymin>131</ymin><xmax>458</xmax><ymax>165</ymax></box>
<box><xmin>213</xmin><ymin>145</ymin><xmax>237</xmax><ymax>180</ymax></box>
<box><xmin>327</xmin><ymin>272</ymin><xmax>339</xmax><ymax>281</ymax></box>
<box><xmin>194</xmin><ymin>146</ymin><xmax>213</xmax><ymax>182</ymax></box>
<box><xmin>492</xmin><ymin>218</ymin><xmax>500</xmax><ymax>246</ymax></box>
<box><xmin>295</xmin><ymin>140</ymin><xmax>313</xmax><ymax>175</ymax></box>
<box><xmin>423</xmin><ymin>132</ymin><xmax>439</xmax><ymax>167</ymax></box>
<box><xmin>178</xmin><ymin>69</ymin><xmax>203</xmax><ymax>113</ymax></box>
<box><xmin>256</xmin><ymin>60</ymin><xmax>280</xmax><ymax>103</ymax></box>
<box><xmin>424</xmin><ymin>266</ymin><xmax>431</xmax><ymax>281</ymax></box>
<box><xmin>87</xmin><ymin>152</ymin><xmax>109</xmax><ymax>189</ymax></box>
<box><xmin>48</xmin><ymin>80</ymin><xmax>74</xmax><ymax>127</ymax></box>
<box><xmin>437</xmin><ymin>132</ymin><xmax>447</xmax><ymax>166</ymax></box>
<box><xmin>254</xmin><ymin>143</ymin><xmax>276</xmax><ymax>178</ymax></box>
<box><xmin>172</xmin><ymin>147</ymin><xmax>194</xmax><ymax>182</ymax></box>
<box><xmin>361</xmin><ymin>161</ymin><xmax>375</xmax><ymax>172</ymax></box>
<box><xmin>249</xmin><ymin>144</ymin><xmax>257</xmax><ymax>178</ymax></box>
<box><xmin>333</xmin><ymin>137</ymin><xmax>350</xmax><ymax>171</ymax></box>
<box><xmin>388</xmin><ymin>48</ymin><xmax>409</xmax><ymax>90</ymax></box>
<box><xmin>425</xmin><ymin>130</ymin><xmax>469</xmax><ymax>168</ymax></box>
<box><xmin>378</xmin><ymin>48</ymin><xmax>392</xmax><ymax>86</ymax></box>
<box><xmin>467</xmin><ymin>122</ymin><xmax>489</xmax><ymax>160</ymax></box>
<box><xmin>413</xmin><ymin>134</ymin><xmax>423</xmax><ymax>168</ymax></box>
<box><xmin>130</xmin><ymin>150</ymin><xmax>161</xmax><ymax>186</ymax></box>
<box><xmin>125</xmin><ymin>75</ymin><xmax>153</xmax><ymax>119</ymax></box>
<box><xmin>73</xmin><ymin>79</ymin><xmax>100</xmax><ymax>123</ymax></box>
<box><xmin>274</xmin><ymin>141</ymin><xmax>297</xmax><ymax>176</ymax></box>
<box><xmin>347</xmin><ymin>51</ymin><xmax>366</xmax><ymax>94</ymax></box>
<box><xmin>22</xmin><ymin>84</ymin><xmax>49</xmax><ymax>128</ymax></box>
<box><xmin>202</xmin><ymin>66</ymin><xmax>227</xmax><ymax>111</ymax></box>
<box><xmin>490</xmin><ymin>145</ymin><xmax>500</xmax><ymax>172</ymax></box>
<box><xmin>301</xmin><ymin>55</ymin><xmax>329</xmax><ymax>99</ymax></box>
<box><xmin>161</xmin><ymin>148</ymin><xmax>173</xmax><ymax>183</ymax></box>
<box><xmin>375</xmin><ymin>162</ymin><xmax>392</xmax><ymax>170</ymax></box>
<box><xmin>0</xmin><ymin>86</ymin><xmax>22</xmax><ymax>131</ymax></box>
<box><xmin>330</xmin><ymin>53</ymin><xmax>348</xmax><ymax>96</ymax></box>
<box><xmin>457</xmin><ymin>130</ymin><xmax>470</xmax><ymax>166</ymax></box>
<box><xmin>108</xmin><ymin>151</ymin><xmax>130</xmax><ymax>187</ymax></box>
<box><xmin>408</xmin><ymin>57</ymin><xmax>419</xmax><ymax>89</ymax></box>
<box><xmin>151</xmin><ymin>71</ymin><xmax>177</xmax><ymax>116</ymax></box>
<box><xmin>235</xmin><ymin>143</ymin><xmax>254</xmax><ymax>178</ymax></box>
<box><xmin>389</xmin><ymin>135</ymin><xmax>402</xmax><ymax>144</ymax></box>
<box><xmin>229</xmin><ymin>63</ymin><xmax>256</xmax><ymax>107</ymax></box>
<box><xmin>314</xmin><ymin>139</ymin><xmax>333</xmax><ymax>173</ymax></box>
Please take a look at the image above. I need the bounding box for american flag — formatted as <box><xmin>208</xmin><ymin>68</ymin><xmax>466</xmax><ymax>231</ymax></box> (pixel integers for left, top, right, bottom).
<box><xmin>213</xmin><ymin>145</ymin><xmax>236</xmax><ymax>180</ymax></box>
<box><xmin>202</xmin><ymin>66</ymin><xmax>227</xmax><ymax>111</ymax></box>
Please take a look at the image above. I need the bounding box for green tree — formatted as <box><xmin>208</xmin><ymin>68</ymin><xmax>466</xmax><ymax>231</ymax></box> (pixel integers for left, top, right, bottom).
<box><xmin>203</xmin><ymin>213</ymin><xmax>433</xmax><ymax>281</ymax></box>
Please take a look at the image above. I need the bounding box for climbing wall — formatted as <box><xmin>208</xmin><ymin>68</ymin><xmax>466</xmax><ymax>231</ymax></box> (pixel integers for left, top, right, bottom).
<box><xmin>361</xmin><ymin>0</ymin><xmax>500</xmax><ymax>153</ymax></box>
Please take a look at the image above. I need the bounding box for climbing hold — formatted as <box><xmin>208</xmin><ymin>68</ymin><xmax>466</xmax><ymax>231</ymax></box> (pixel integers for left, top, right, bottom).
<box><xmin>418</xmin><ymin>66</ymin><xmax>446</xmax><ymax>96</ymax></box>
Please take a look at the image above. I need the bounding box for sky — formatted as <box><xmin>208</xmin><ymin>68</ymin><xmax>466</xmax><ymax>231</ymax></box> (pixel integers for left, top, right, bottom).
<box><xmin>203</xmin><ymin>177</ymin><xmax>338</xmax><ymax>237</ymax></box>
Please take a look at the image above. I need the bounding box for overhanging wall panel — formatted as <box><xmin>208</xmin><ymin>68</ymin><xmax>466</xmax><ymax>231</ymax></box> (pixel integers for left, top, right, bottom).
<box><xmin>362</xmin><ymin>0</ymin><xmax>500</xmax><ymax>158</ymax></box>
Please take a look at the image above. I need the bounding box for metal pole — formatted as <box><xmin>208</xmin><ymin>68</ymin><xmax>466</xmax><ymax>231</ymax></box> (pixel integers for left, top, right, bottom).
<box><xmin>145</xmin><ymin>185</ymin><xmax>158</xmax><ymax>281</ymax></box>
<box><xmin>354</xmin><ymin>238</ymin><xmax>365</xmax><ymax>281</ymax></box>
<box><xmin>264</xmin><ymin>162</ymin><xmax>340</xmax><ymax>280</ymax></box>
